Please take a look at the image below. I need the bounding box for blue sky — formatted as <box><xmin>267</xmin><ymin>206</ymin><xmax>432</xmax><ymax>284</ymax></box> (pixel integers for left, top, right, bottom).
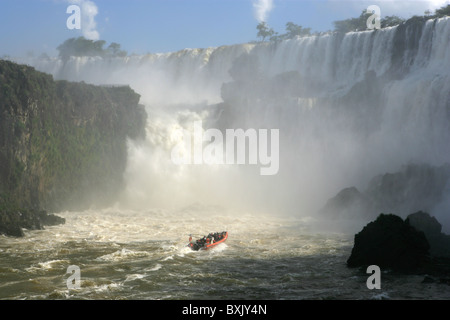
<box><xmin>0</xmin><ymin>0</ymin><xmax>448</xmax><ymax>57</ymax></box>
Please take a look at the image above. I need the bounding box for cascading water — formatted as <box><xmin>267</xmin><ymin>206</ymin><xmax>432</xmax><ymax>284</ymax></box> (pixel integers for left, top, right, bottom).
<box><xmin>25</xmin><ymin>17</ymin><xmax>449</xmax><ymax>219</ymax></box>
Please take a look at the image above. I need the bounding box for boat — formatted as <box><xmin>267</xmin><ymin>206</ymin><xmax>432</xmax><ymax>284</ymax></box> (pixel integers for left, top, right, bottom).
<box><xmin>187</xmin><ymin>231</ymin><xmax>228</xmax><ymax>251</ymax></box>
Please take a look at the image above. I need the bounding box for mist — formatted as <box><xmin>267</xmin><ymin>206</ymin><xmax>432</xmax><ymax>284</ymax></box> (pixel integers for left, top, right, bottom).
<box><xmin>253</xmin><ymin>0</ymin><xmax>274</xmax><ymax>22</ymax></box>
<box><xmin>16</xmin><ymin>17</ymin><xmax>450</xmax><ymax>231</ymax></box>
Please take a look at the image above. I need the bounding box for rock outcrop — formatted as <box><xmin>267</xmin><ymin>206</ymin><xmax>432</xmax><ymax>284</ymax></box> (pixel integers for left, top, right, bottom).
<box><xmin>319</xmin><ymin>187</ymin><xmax>370</xmax><ymax>219</ymax></box>
<box><xmin>347</xmin><ymin>213</ymin><xmax>430</xmax><ymax>273</ymax></box>
<box><xmin>406</xmin><ymin>211</ymin><xmax>450</xmax><ymax>258</ymax></box>
<box><xmin>0</xmin><ymin>60</ymin><xmax>147</xmax><ymax>236</ymax></box>
<box><xmin>0</xmin><ymin>206</ymin><xmax>66</xmax><ymax>237</ymax></box>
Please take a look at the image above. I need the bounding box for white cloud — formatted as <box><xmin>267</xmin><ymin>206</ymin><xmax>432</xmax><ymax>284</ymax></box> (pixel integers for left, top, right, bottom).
<box><xmin>68</xmin><ymin>0</ymin><xmax>100</xmax><ymax>40</ymax></box>
<box><xmin>429</xmin><ymin>0</ymin><xmax>450</xmax><ymax>10</ymax></box>
<box><xmin>253</xmin><ymin>0</ymin><xmax>274</xmax><ymax>22</ymax></box>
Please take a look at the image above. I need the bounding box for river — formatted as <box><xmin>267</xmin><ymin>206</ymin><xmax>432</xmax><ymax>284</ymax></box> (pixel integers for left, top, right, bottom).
<box><xmin>1</xmin><ymin>206</ymin><xmax>448</xmax><ymax>300</ymax></box>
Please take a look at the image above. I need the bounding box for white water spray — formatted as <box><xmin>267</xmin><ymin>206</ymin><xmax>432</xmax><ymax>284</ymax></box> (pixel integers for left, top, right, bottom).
<box><xmin>21</xmin><ymin>17</ymin><xmax>450</xmax><ymax>223</ymax></box>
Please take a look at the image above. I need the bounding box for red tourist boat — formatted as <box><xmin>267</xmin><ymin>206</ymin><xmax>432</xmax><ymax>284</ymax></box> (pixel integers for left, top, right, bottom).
<box><xmin>187</xmin><ymin>231</ymin><xmax>228</xmax><ymax>251</ymax></box>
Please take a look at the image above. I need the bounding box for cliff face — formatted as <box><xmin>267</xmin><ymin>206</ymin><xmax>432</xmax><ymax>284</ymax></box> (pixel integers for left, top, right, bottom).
<box><xmin>0</xmin><ymin>60</ymin><xmax>146</xmax><ymax>235</ymax></box>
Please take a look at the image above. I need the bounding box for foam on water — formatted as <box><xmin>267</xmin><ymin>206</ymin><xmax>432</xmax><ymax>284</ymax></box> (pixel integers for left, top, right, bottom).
<box><xmin>25</xmin><ymin>259</ymin><xmax>70</xmax><ymax>273</ymax></box>
<box><xmin>2</xmin><ymin>208</ymin><xmax>450</xmax><ymax>299</ymax></box>
<box><xmin>95</xmin><ymin>249</ymin><xmax>151</xmax><ymax>262</ymax></box>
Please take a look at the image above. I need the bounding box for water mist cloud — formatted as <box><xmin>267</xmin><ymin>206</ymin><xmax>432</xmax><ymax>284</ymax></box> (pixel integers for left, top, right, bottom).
<box><xmin>429</xmin><ymin>0</ymin><xmax>450</xmax><ymax>10</ymax></box>
<box><xmin>253</xmin><ymin>0</ymin><xmax>274</xmax><ymax>22</ymax></box>
<box><xmin>67</xmin><ymin>0</ymin><xmax>100</xmax><ymax>40</ymax></box>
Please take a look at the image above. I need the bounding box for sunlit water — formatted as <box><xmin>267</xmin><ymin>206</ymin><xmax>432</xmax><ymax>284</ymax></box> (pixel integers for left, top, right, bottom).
<box><xmin>1</xmin><ymin>205</ymin><xmax>449</xmax><ymax>300</ymax></box>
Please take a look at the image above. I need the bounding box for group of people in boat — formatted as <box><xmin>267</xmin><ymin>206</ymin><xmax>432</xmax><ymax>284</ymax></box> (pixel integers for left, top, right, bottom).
<box><xmin>188</xmin><ymin>231</ymin><xmax>227</xmax><ymax>251</ymax></box>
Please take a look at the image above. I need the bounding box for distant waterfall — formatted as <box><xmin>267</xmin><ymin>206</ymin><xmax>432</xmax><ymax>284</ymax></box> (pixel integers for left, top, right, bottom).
<box><xmin>21</xmin><ymin>17</ymin><xmax>450</xmax><ymax>216</ymax></box>
<box><xmin>25</xmin><ymin>17</ymin><xmax>449</xmax><ymax>105</ymax></box>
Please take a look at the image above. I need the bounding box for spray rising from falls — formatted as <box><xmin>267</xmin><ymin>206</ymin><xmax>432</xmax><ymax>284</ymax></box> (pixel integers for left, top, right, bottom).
<box><xmin>23</xmin><ymin>17</ymin><xmax>450</xmax><ymax>222</ymax></box>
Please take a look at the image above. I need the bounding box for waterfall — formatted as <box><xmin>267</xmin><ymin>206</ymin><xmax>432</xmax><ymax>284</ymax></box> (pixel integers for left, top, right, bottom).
<box><xmin>20</xmin><ymin>17</ymin><xmax>450</xmax><ymax>218</ymax></box>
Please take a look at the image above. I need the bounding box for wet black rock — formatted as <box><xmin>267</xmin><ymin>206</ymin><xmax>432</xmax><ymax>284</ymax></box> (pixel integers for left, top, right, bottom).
<box><xmin>38</xmin><ymin>210</ymin><xmax>66</xmax><ymax>226</ymax></box>
<box><xmin>406</xmin><ymin>211</ymin><xmax>450</xmax><ymax>258</ymax></box>
<box><xmin>0</xmin><ymin>213</ymin><xmax>24</xmax><ymax>237</ymax></box>
<box><xmin>406</xmin><ymin>211</ymin><xmax>442</xmax><ymax>235</ymax></box>
<box><xmin>347</xmin><ymin>213</ymin><xmax>430</xmax><ymax>273</ymax></box>
<box><xmin>0</xmin><ymin>208</ymin><xmax>65</xmax><ymax>237</ymax></box>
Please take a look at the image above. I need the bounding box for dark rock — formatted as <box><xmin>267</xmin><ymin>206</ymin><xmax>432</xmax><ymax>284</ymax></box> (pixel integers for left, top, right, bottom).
<box><xmin>19</xmin><ymin>209</ymin><xmax>43</xmax><ymax>230</ymax></box>
<box><xmin>421</xmin><ymin>274</ymin><xmax>450</xmax><ymax>286</ymax></box>
<box><xmin>0</xmin><ymin>60</ymin><xmax>145</xmax><ymax>237</ymax></box>
<box><xmin>319</xmin><ymin>163</ymin><xmax>450</xmax><ymax>221</ymax></box>
<box><xmin>0</xmin><ymin>211</ymin><xmax>24</xmax><ymax>237</ymax></box>
<box><xmin>406</xmin><ymin>211</ymin><xmax>450</xmax><ymax>258</ymax></box>
<box><xmin>319</xmin><ymin>187</ymin><xmax>371</xmax><ymax>219</ymax></box>
<box><xmin>366</xmin><ymin>164</ymin><xmax>450</xmax><ymax>218</ymax></box>
<box><xmin>347</xmin><ymin>213</ymin><xmax>430</xmax><ymax>273</ymax></box>
<box><xmin>406</xmin><ymin>211</ymin><xmax>442</xmax><ymax>236</ymax></box>
<box><xmin>39</xmin><ymin>211</ymin><xmax>66</xmax><ymax>226</ymax></box>
<box><xmin>0</xmin><ymin>210</ymin><xmax>24</xmax><ymax>237</ymax></box>
<box><xmin>422</xmin><ymin>275</ymin><xmax>437</xmax><ymax>283</ymax></box>
<box><xmin>420</xmin><ymin>257</ymin><xmax>450</xmax><ymax>282</ymax></box>
<box><xmin>0</xmin><ymin>208</ymin><xmax>65</xmax><ymax>237</ymax></box>
<box><xmin>0</xmin><ymin>60</ymin><xmax>147</xmax><ymax>213</ymax></box>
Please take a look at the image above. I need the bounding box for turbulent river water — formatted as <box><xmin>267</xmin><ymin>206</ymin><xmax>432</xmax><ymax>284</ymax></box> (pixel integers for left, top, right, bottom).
<box><xmin>1</xmin><ymin>206</ymin><xmax>449</xmax><ymax>300</ymax></box>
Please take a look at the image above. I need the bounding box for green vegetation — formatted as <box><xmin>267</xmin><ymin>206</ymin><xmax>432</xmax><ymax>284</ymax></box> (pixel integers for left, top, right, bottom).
<box><xmin>435</xmin><ymin>4</ymin><xmax>450</xmax><ymax>17</ymax></box>
<box><xmin>0</xmin><ymin>59</ymin><xmax>146</xmax><ymax>213</ymax></box>
<box><xmin>333</xmin><ymin>10</ymin><xmax>407</xmax><ymax>33</ymax></box>
<box><xmin>270</xmin><ymin>22</ymin><xmax>311</xmax><ymax>41</ymax></box>
<box><xmin>285</xmin><ymin>22</ymin><xmax>311</xmax><ymax>38</ymax></box>
<box><xmin>256</xmin><ymin>21</ymin><xmax>311</xmax><ymax>42</ymax></box>
<box><xmin>333</xmin><ymin>4</ymin><xmax>450</xmax><ymax>33</ymax></box>
<box><xmin>333</xmin><ymin>11</ymin><xmax>372</xmax><ymax>33</ymax></box>
<box><xmin>256</xmin><ymin>22</ymin><xmax>276</xmax><ymax>42</ymax></box>
<box><xmin>381</xmin><ymin>15</ymin><xmax>406</xmax><ymax>28</ymax></box>
<box><xmin>57</xmin><ymin>37</ymin><xmax>128</xmax><ymax>61</ymax></box>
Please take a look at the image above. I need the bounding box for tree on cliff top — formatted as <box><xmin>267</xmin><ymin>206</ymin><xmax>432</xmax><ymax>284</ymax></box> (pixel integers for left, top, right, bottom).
<box><xmin>57</xmin><ymin>37</ymin><xmax>105</xmax><ymax>60</ymax></box>
<box><xmin>333</xmin><ymin>9</ymin><xmax>407</xmax><ymax>33</ymax></box>
<box><xmin>333</xmin><ymin>10</ymin><xmax>373</xmax><ymax>33</ymax></box>
<box><xmin>106</xmin><ymin>42</ymin><xmax>128</xmax><ymax>58</ymax></box>
<box><xmin>285</xmin><ymin>22</ymin><xmax>311</xmax><ymax>38</ymax></box>
<box><xmin>269</xmin><ymin>22</ymin><xmax>312</xmax><ymax>41</ymax></box>
<box><xmin>57</xmin><ymin>37</ymin><xmax>127</xmax><ymax>61</ymax></box>
<box><xmin>435</xmin><ymin>4</ymin><xmax>450</xmax><ymax>17</ymax></box>
<box><xmin>256</xmin><ymin>22</ymin><xmax>275</xmax><ymax>42</ymax></box>
<box><xmin>256</xmin><ymin>21</ymin><xmax>312</xmax><ymax>42</ymax></box>
<box><xmin>333</xmin><ymin>3</ymin><xmax>450</xmax><ymax>33</ymax></box>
